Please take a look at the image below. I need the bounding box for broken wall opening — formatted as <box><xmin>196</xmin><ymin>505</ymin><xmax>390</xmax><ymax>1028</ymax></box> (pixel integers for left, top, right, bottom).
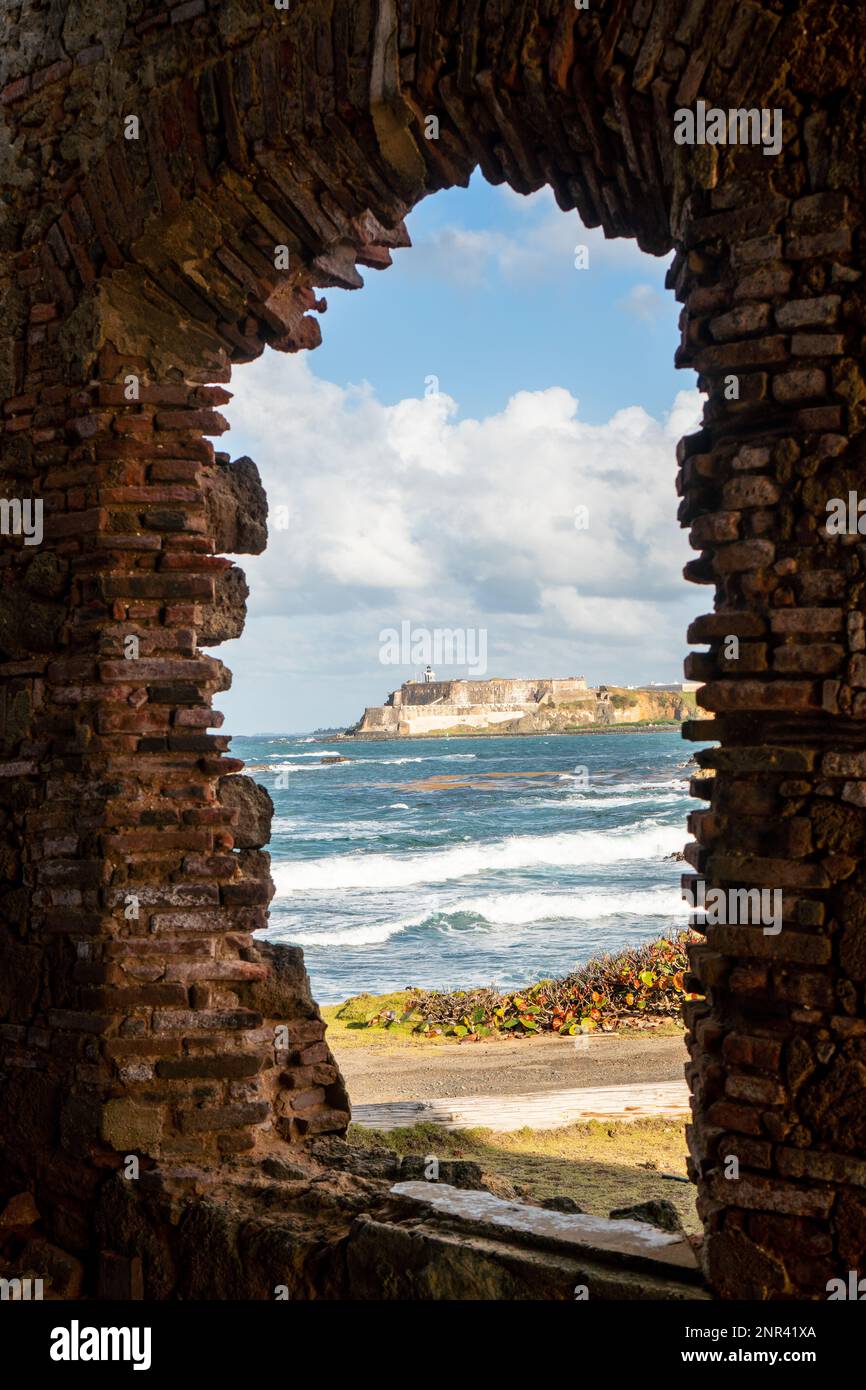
<box><xmin>217</xmin><ymin>167</ymin><xmax>704</xmax><ymax>1234</ymax></box>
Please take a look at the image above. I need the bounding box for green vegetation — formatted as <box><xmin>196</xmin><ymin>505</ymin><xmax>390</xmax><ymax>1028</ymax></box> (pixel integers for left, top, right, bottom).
<box><xmin>348</xmin><ymin>1117</ymin><xmax>698</xmax><ymax>1231</ymax></box>
<box><xmin>325</xmin><ymin>931</ymin><xmax>701</xmax><ymax>1040</ymax></box>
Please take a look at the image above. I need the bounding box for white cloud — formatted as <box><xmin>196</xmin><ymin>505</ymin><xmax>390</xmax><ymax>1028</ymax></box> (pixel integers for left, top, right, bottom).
<box><xmin>618</xmin><ymin>282</ymin><xmax>666</xmax><ymax>324</ymax></box>
<box><xmin>406</xmin><ymin>185</ymin><xmax>670</xmax><ymax>289</ymax></box>
<box><xmin>666</xmin><ymin>388</ymin><xmax>704</xmax><ymax>440</ymax></box>
<box><xmin>385</xmin><ymin>391</ymin><xmax>462</xmax><ymax>475</ymax></box>
<box><xmin>220</xmin><ymin>356</ymin><xmax>703</xmax><ymax>731</ymax></box>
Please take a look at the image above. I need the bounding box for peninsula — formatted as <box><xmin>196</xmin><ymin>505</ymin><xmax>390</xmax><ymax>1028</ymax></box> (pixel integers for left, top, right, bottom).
<box><xmin>350</xmin><ymin>674</ymin><xmax>699</xmax><ymax>739</ymax></box>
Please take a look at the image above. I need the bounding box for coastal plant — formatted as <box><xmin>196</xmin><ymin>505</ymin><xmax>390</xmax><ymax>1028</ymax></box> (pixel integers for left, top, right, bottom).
<box><xmin>357</xmin><ymin>931</ymin><xmax>702</xmax><ymax>1038</ymax></box>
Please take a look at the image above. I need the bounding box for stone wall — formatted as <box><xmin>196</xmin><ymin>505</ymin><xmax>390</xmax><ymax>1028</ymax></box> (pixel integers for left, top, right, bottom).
<box><xmin>360</xmin><ymin>701</ymin><xmax>546</xmax><ymax>736</ymax></box>
<box><xmin>1</xmin><ymin>0</ymin><xmax>865</xmax><ymax>1298</ymax></box>
<box><xmin>390</xmin><ymin>678</ymin><xmax>590</xmax><ymax>707</ymax></box>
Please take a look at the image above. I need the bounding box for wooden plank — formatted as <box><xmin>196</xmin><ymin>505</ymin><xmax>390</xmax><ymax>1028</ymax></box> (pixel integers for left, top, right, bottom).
<box><xmin>352</xmin><ymin>1079</ymin><xmax>691</xmax><ymax>1133</ymax></box>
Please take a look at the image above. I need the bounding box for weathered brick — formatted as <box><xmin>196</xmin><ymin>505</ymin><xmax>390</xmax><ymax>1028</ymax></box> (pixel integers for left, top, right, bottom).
<box><xmin>156</xmin><ymin>1055</ymin><xmax>266</xmax><ymax>1079</ymax></box>
<box><xmin>708</xmin><ymin>1172</ymin><xmax>833</xmax><ymax>1217</ymax></box>
<box><xmin>713</xmin><ymin>539</ymin><xmax>775</xmax><ymax>572</ymax></box>
<box><xmin>152</xmin><ymin>1009</ymin><xmax>263</xmax><ymax>1034</ymax></box>
<box><xmin>775</xmin><ymin>295</ymin><xmax>840</xmax><ymax>328</ymax></box>
<box><xmin>721</xmin><ymin>477</ymin><xmax>780</xmax><ymax>508</ymax></box>
<box><xmin>772</xmin><ymin>368</ymin><xmax>827</xmax><ymax>402</ymax></box>
<box><xmin>177</xmin><ymin>1102</ymin><xmax>269</xmax><ymax>1133</ymax></box>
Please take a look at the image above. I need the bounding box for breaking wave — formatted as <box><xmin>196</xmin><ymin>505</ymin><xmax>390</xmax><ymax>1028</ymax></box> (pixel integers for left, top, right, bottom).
<box><xmin>272</xmin><ymin>822</ymin><xmax>684</xmax><ymax>895</ymax></box>
<box><xmin>287</xmin><ymin>886</ymin><xmax>689</xmax><ymax>946</ymax></box>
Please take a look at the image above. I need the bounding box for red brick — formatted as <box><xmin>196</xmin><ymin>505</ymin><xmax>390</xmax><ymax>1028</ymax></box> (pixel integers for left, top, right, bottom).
<box><xmin>154</xmin><ymin>410</ymin><xmax>229</xmax><ymax>434</ymax></box>
<box><xmin>1</xmin><ymin>76</ymin><xmax>31</xmax><ymax>105</ymax></box>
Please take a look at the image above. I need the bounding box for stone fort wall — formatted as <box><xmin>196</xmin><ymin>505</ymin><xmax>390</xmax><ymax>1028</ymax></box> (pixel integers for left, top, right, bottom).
<box><xmin>391</xmin><ymin>677</ymin><xmax>589</xmax><ymax>707</ymax></box>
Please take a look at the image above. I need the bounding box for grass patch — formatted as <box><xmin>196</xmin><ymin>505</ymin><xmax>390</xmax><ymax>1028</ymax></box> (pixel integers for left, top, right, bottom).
<box><xmin>330</xmin><ymin>991</ymin><xmax>411</xmax><ymax>1026</ymax></box>
<box><xmin>322</xmin><ymin>992</ymin><xmax>426</xmax><ymax>1047</ymax></box>
<box><xmin>322</xmin><ymin>999</ymin><xmax>686</xmax><ymax>1049</ymax></box>
<box><xmin>349</xmin><ymin>1117</ymin><xmax>698</xmax><ymax>1232</ymax></box>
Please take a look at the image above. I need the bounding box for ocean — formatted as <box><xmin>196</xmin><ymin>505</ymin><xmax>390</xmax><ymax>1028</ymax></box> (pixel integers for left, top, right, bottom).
<box><xmin>232</xmin><ymin>728</ymin><xmax>697</xmax><ymax>1006</ymax></box>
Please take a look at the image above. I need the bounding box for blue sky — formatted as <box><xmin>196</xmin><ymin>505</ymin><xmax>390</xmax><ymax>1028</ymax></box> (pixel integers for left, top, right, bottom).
<box><xmin>220</xmin><ymin>174</ymin><xmax>702</xmax><ymax>735</ymax></box>
<box><xmin>292</xmin><ymin>175</ymin><xmax>681</xmax><ymax>424</ymax></box>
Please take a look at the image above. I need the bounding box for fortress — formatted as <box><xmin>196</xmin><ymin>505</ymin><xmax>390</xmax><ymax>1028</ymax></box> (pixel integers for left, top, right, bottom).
<box><xmin>352</xmin><ymin>675</ymin><xmax>695</xmax><ymax>738</ymax></box>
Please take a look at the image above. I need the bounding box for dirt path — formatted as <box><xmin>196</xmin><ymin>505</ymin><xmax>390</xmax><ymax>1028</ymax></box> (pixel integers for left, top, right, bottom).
<box><xmin>333</xmin><ymin>1031</ymin><xmax>687</xmax><ymax>1106</ymax></box>
<box><xmin>351</xmin><ymin>1079</ymin><xmax>690</xmax><ymax>1132</ymax></box>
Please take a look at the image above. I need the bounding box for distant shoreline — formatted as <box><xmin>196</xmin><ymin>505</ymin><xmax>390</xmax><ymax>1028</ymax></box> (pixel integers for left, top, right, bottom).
<box><xmin>342</xmin><ymin>720</ymin><xmax>692</xmax><ymax>742</ymax></box>
<box><xmin>237</xmin><ymin>720</ymin><xmax>707</xmax><ymax>742</ymax></box>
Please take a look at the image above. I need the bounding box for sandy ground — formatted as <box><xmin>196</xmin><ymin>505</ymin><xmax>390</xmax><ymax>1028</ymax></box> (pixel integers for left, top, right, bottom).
<box><xmin>332</xmin><ymin>1030</ymin><xmax>687</xmax><ymax>1106</ymax></box>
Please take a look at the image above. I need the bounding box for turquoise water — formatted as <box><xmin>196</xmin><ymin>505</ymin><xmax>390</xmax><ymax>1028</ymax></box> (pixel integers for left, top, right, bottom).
<box><xmin>232</xmin><ymin>729</ymin><xmax>696</xmax><ymax>1005</ymax></box>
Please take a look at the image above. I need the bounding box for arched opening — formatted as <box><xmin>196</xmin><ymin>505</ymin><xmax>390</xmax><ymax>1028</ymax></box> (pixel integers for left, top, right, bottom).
<box><xmin>218</xmin><ymin>170</ymin><xmax>706</xmax><ymax>1232</ymax></box>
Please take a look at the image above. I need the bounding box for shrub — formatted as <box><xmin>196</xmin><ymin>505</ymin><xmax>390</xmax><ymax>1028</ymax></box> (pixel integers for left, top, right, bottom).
<box><xmin>361</xmin><ymin>931</ymin><xmax>702</xmax><ymax>1037</ymax></box>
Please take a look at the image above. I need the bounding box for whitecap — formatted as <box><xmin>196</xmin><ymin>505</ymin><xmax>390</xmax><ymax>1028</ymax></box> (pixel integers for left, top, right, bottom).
<box><xmin>271</xmin><ymin>822</ymin><xmax>686</xmax><ymax>895</ymax></box>
<box><xmin>447</xmin><ymin>887</ymin><xmax>690</xmax><ymax>925</ymax></box>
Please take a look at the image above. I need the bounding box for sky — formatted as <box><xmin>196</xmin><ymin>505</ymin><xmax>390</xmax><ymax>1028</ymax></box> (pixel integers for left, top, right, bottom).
<box><xmin>216</xmin><ymin>174</ymin><xmax>704</xmax><ymax>735</ymax></box>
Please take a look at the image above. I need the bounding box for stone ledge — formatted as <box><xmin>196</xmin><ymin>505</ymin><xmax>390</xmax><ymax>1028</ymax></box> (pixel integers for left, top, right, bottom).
<box><xmin>389</xmin><ymin>1182</ymin><xmax>703</xmax><ymax>1281</ymax></box>
<box><xmin>72</xmin><ymin>1153</ymin><xmax>711</xmax><ymax>1301</ymax></box>
<box><xmin>346</xmin><ymin>1216</ymin><xmax>710</xmax><ymax>1301</ymax></box>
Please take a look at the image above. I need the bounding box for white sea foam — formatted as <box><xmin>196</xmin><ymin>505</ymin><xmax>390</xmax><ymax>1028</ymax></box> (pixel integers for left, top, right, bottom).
<box><xmin>271</xmin><ymin>822</ymin><xmax>685</xmax><ymax>895</ymax></box>
<box><xmin>358</xmin><ymin>753</ymin><xmax>478</xmax><ymax>765</ymax></box>
<box><xmin>261</xmin><ymin>761</ymin><xmax>335</xmax><ymax>774</ymax></box>
<box><xmin>257</xmin><ymin>751</ymin><xmax>481</xmax><ymax>771</ymax></box>
<box><xmin>525</xmin><ymin>792</ymin><xmax>685</xmax><ymax>810</ymax></box>
<box><xmin>287</xmin><ymin>749</ymin><xmax>339</xmax><ymax>757</ymax></box>
<box><xmin>285</xmin><ymin>886</ymin><xmax>689</xmax><ymax>946</ymax></box>
<box><xmin>289</xmin><ymin>917</ymin><xmax>423</xmax><ymax>946</ymax></box>
<box><xmin>449</xmin><ymin>887</ymin><xmax>690</xmax><ymax>925</ymax></box>
<box><xmin>588</xmin><ymin>779</ymin><xmax>689</xmax><ymax>794</ymax></box>
<box><xmin>269</xmin><ymin>751</ymin><xmax>331</xmax><ymax>759</ymax></box>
